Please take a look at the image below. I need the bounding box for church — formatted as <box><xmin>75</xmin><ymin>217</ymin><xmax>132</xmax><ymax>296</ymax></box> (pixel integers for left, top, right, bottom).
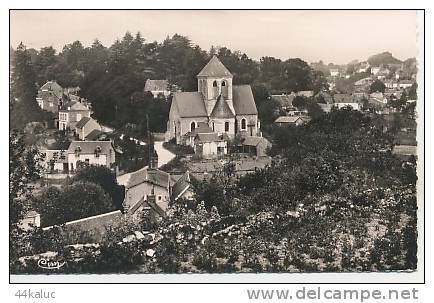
<box><xmin>167</xmin><ymin>56</ymin><xmax>261</xmax><ymax>145</ymax></box>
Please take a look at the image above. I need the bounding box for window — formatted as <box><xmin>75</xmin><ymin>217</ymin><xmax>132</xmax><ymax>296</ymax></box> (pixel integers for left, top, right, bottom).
<box><xmin>241</xmin><ymin>118</ymin><xmax>247</xmax><ymax>130</ymax></box>
<box><xmin>190</xmin><ymin>121</ymin><xmax>196</xmax><ymax>131</ymax></box>
<box><xmin>157</xmin><ymin>195</ymin><xmax>162</xmax><ymax>201</ymax></box>
<box><xmin>225</xmin><ymin>121</ymin><xmax>230</xmax><ymax>132</ymax></box>
<box><xmin>213</xmin><ymin>81</ymin><xmax>218</xmax><ymax>87</ymax></box>
<box><xmin>221</xmin><ymin>80</ymin><xmax>226</xmax><ymax>86</ymax></box>
<box><xmin>212</xmin><ymin>122</ymin><xmax>215</xmax><ymax>132</ymax></box>
<box><xmin>76</xmin><ymin>114</ymin><xmax>82</xmax><ymax>121</ymax></box>
<box><xmin>85</xmin><ymin>158</ymin><xmax>90</xmax><ymax>164</ymax></box>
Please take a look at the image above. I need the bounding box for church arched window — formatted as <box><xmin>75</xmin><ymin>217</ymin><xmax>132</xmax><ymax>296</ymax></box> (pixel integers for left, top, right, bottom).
<box><xmin>213</xmin><ymin>81</ymin><xmax>218</xmax><ymax>87</ymax></box>
<box><xmin>241</xmin><ymin>118</ymin><xmax>247</xmax><ymax>130</ymax></box>
<box><xmin>190</xmin><ymin>121</ymin><xmax>196</xmax><ymax>132</ymax></box>
<box><xmin>221</xmin><ymin>80</ymin><xmax>228</xmax><ymax>98</ymax></box>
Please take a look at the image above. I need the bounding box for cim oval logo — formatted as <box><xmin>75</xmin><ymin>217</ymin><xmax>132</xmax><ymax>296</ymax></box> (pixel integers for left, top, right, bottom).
<box><xmin>37</xmin><ymin>258</ymin><xmax>66</xmax><ymax>270</ymax></box>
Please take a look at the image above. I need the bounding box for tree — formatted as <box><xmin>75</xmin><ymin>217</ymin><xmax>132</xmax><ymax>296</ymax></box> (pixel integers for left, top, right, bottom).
<box><xmin>10</xmin><ymin>130</ymin><xmax>44</xmax><ymax>266</ymax></box>
<box><xmin>9</xmin><ymin>130</ymin><xmax>43</xmax><ymax>226</ymax></box>
<box><xmin>370</xmin><ymin>79</ymin><xmax>386</xmax><ymax>93</ymax></box>
<box><xmin>35</xmin><ymin>182</ymin><xmax>115</xmax><ymax>227</ymax></box>
<box><xmin>10</xmin><ymin>43</ymin><xmax>47</xmax><ymax>129</ymax></box>
<box><xmin>292</xmin><ymin>96</ymin><xmax>307</xmax><ymax>109</ymax></box>
<box><xmin>71</xmin><ymin>165</ymin><xmax>125</xmax><ymax>210</ymax></box>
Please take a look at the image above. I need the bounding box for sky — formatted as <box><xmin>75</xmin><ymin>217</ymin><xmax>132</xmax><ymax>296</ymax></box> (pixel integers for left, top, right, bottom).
<box><xmin>10</xmin><ymin>10</ymin><xmax>419</xmax><ymax>64</ymax></box>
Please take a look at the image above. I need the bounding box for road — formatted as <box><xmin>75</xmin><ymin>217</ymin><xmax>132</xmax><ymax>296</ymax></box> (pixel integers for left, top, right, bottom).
<box><xmin>117</xmin><ymin>140</ymin><xmax>175</xmax><ymax>186</ymax></box>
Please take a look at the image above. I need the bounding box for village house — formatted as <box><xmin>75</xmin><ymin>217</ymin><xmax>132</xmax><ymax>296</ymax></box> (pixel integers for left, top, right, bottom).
<box><xmin>18</xmin><ymin>211</ymin><xmax>41</xmax><ymax>231</ymax></box>
<box><xmin>67</xmin><ymin>140</ymin><xmax>116</xmax><ymax>172</ymax></box>
<box><xmin>238</xmin><ymin>136</ymin><xmax>272</xmax><ymax>158</ymax></box>
<box><xmin>332</xmin><ymin>94</ymin><xmax>360</xmax><ymax>110</ymax></box>
<box><xmin>398</xmin><ymin>80</ymin><xmax>414</xmax><ymax>89</ymax></box>
<box><xmin>121</xmin><ymin>160</ymin><xmax>192</xmax><ymax>219</ymax></box>
<box><xmin>358</xmin><ymin>61</ymin><xmax>370</xmax><ymax>73</ymax></box>
<box><xmin>271</xmin><ymin>94</ymin><xmax>295</xmax><ymax>110</ymax></box>
<box><xmin>58</xmin><ymin>101</ymin><xmax>92</xmax><ymax>131</ymax></box>
<box><xmin>369</xmin><ymin>92</ymin><xmax>388</xmax><ymax>104</ymax></box>
<box><xmin>41</xmin><ymin>149</ymin><xmax>69</xmax><ymax>173</ymax></box>
<box><xmin>194</xmin><ymin>133</ymin><xmax>228</xmax><ymax>158</ymax></box>
<box><xmin>167</xmin><ymin>56</ymin><xmax>261</xmax><ymax>145</ymax></box>
<box><xmin>74</xmin><ymin>117</ymin><xmax>102</xmax><ymax>140</ymax></box>
<box><xmin>144</xmin><ymin>79</ymin><xmax>171</xmax><ymax>98</ymax></box>
<box><xmin>296</xmin><ymin>90</ymin><xmax>314</xmax><ymax>98</ymax></box>
<box><xmin>36</xmin><ymin>80</ymin><xmax>64</xmax><ymax>114</ymax></box>
<box><xmin>330</xmin><ymin>68</ymin><xmax>340</xmax><ymax>77</ymax></box>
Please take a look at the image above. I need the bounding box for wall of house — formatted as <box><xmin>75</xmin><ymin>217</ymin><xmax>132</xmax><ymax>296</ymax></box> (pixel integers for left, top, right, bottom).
<box><xmin>67</xmin><ymin>153</ymin><xmax>109</xmax><ymax>170</ymax></box>
<box><xmin>124</xmin><ymin>183</ymin><xmax>169</xmax><ymax>210</ymax></box>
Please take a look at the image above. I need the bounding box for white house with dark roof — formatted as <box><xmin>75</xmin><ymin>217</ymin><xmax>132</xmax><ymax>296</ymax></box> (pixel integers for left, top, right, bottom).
<box><xmin>167</xmin><ymin>56</ymin><xmax>260</xmax><ymax>144</ymax></box>
<box><xmin>67</xmin><ymin>141</ymin><xmax>115</xmax><ymax>171</ymax></box>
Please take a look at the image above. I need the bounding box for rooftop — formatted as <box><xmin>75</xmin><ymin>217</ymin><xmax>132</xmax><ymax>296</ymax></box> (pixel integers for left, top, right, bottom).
<box><xmin>197</xmin><ymin>55</ymin><xmax>232</xmax><ymax>78</ymax></box>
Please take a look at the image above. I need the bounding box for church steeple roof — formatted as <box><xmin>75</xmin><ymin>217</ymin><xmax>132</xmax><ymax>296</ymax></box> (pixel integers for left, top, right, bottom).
<box><xmin>210</xmin><ymin>95</ymin><xmax>235</xmax><ymax>118</ymax></box>
<box><xmin>197</xmin><ymin>55</ymin><xmax>233</xmax><ymax>78</ymax></box>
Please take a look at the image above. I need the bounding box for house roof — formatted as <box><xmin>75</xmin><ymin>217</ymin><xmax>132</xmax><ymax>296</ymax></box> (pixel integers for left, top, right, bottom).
<box><xmin>172</xmin><ymin>92</ymin><xmax>208</xmax><ymax>118</ymax></box>
<box><xmin>197</xmin><ymin>56</ymin><xmax>232</xmax><ymax>78</ymax></box>
<box><xmin>40</xmin><ymin>81</ymin><xmax>63</xmax><ymax>98</ymax></box>
<box><xmin>232</xmin><ymin>85</ymin><xmax>258</xmax><ymax>115</ymax></box>
<box><xmin>242</xmin><ymin>136</ymin><xmax>271</xmax><ymax>147</ymax></box>
<box><xmin>144</xmin><ymin>79</ymin><xmax>168</xmax><ymax>92</ymax></box>
<box><xmin>171</xmin><ymin>171</ymin><xmax>191</xmax><ymax>201</ymax></box>
<box><xmin>67</xmin><ymin>141</ymin><xmax>113</xmax><ymax>155</ymax></box>
<box><xmin>75</xmin><ymin>116</ymin><xmax>93</xmax><ymax>129</ymax></box>
<box><xmin>210</xmin><ymin>95</ymin><xmax>235</xmax><ymax>118</ymax></box>
<box><xmin>85</xmin><ymin>129</ymin><xmax>105</xmax><ymax>141</ymax></box>
<box><xmin>195</xmin><ymin>133</ymin><xmax>221</xmax><ymax>143</ymax></box>
<box><xmin>275</xmin><ymin>116</ymin><xmax>304</xmax><ymax>124</ymax></box>
<box><xmin>126</xmin><ymin>168</ymin><xmax>171</xmax><ymax>189</ymax></box>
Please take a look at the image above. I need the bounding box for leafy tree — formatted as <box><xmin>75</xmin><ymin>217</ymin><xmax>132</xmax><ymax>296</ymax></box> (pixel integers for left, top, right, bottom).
<box><xmin>10</xmin><ymin>43</ymin><xmax>47</xmax><ymax>129</ymax></box>
<box><xmin>34</xmin><ymin>182</ymin><xmax>115</xmax><ymax>226</ymax></box>
<box><xmin>370</xmin><ymin>79</ymin><xmax>386</xmax><ymax>93</ymax></box>
<box><xmin>9</xmin><ymin>130</ymin><xmax>43</xmax><ymax>226</ymax></box>
<box><xmin>71</xmin><ymin>165</ymin><xmax>125</xmax><ymax>210</ymax></box>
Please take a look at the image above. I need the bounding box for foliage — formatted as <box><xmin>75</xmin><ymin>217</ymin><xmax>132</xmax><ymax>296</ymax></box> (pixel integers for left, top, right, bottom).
<box><xmin>71</xmin><ymin>165</ymin><xmax>125</xmax><ymax>210</ymax></box>
<box><xmin>34</xmin><ymin>182</ymin><xmax>115</xmax><ymax>227</ymax></box>
<box><xmin>370</xmin><ymin>79</ymin><xmax>386</xmax><ymax>93</ymax></box>
<box><xmin>10</xmin><ymin>43</ymin><xmax>50</xmax><ymax>130</ymax></box>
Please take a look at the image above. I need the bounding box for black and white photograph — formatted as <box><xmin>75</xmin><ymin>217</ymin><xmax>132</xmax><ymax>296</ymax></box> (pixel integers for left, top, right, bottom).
<box><xmin>8</xmin><ymin>9</ymin><xmax>424</xmax><ymax>284</ymax></box>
